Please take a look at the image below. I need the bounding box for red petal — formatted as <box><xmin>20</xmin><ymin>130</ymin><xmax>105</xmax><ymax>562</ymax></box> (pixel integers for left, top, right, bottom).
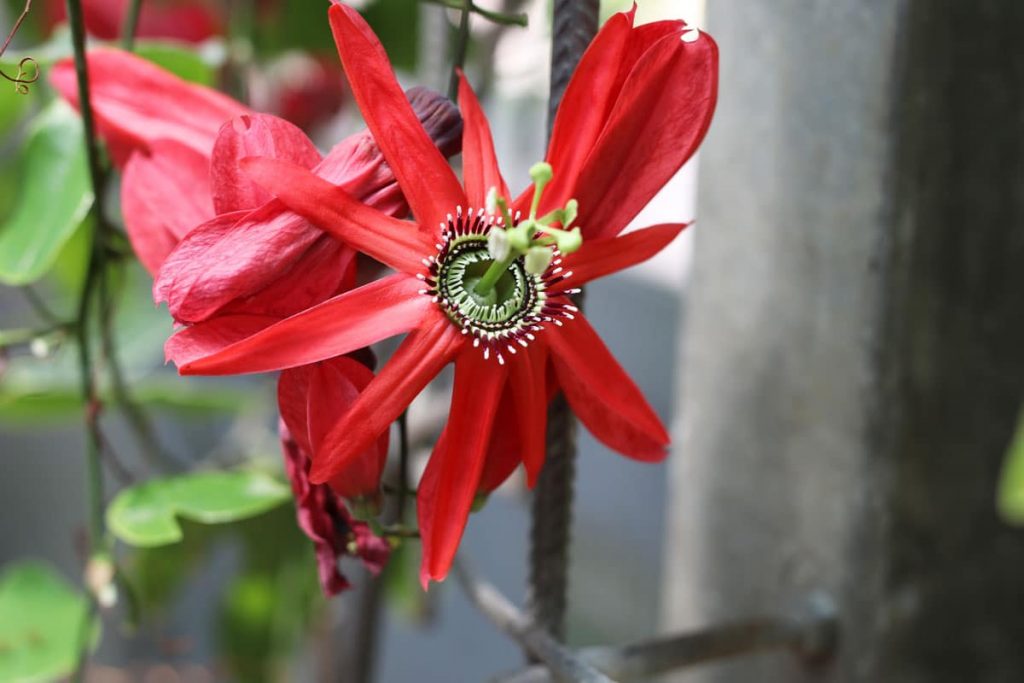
<box><xmin>218</xmin><ymin>236</ymin><xmax>356</xmax><ymax>320</ymax></box>
<box><xmin>132</xmin><ymin>3</ymin><xmax>222</xmax><ymax>44</ymax></box>
<box><xmin>575</xmin><ymin>29</ymin><xmax>718</xmax><ymax>239</ymax></box>
<box><xmin>121</xmin><ymin>141</ymin><xmax>215</xmax><ymax>274</ymax></box>
<box><xmin>547</xmin><ymin>315</ymin><xmax>668</xmax><ymax>461</ymax></box>
<box><xmin>165</xmin><ymin>313</ymin><xmax>278</xmax><ymax>368</ymax></box>
<box><xmin>155</xmin><ymin>88</ymin><xmax>459</xmax><ymax>323</ymax></box>
<box><xmin>177</xmin><ymin>274</ymin><xmax>430</xmax><ymax>375</ymax></box>
<box><xmin>50</xmin><ymin>48</ymin><xmax>245</xmax><ymax>161</ymax></box>
<box><xmin>312</xmin><ymin>87</ymin><xmax>463</xmax><ymax>217</ymax></box>
<box><xmin>241</xmin><ymin>157</ymin><xmax>432</xmax><ymax>274</ymax></box>
<box><xmin>457</xmin><ymin>72</ymin><xmax>508</xmax><ymax>208</ymax></box>
<box><xmin>328</xmin><ymin>4</ymin><xmax>465</xmax><ymax>229</ymax></box>
<box><xmin>211</xmin><ymin>113</ymin><xmax>322</xmax><ymax>214</ymax></box>
<box><xmin>278</xmin><ymin>365</ymin><xmax>315</xmax><ymax>455</ymax></box>
<box><xmin>508</xmin><ymin>344</ymin><xmax>548</xmax><ymax>486</ymax></box>
<box><xmin>153</xmin><ymin>206</ymin><xmax>318</xmax><ymax>323</ymax></box>
<box><xmin>310</xmin><ymin>315</ymin><xmax>465</xmax><ymax>484</ymax></box>
<box><xmin>539</xmin><ymin>9</ymin><xmax>635</xmax><ymax>212</ymax></box>
<box><xmin>556</xmin><ymin>223</ymin><xmax>687</xmax><ymax>290</ymax></box>
<box><xmin>418</xmin><ymin>350</ymin><xmax>507</xmax><ymax>586</ymax></box>
<box><xmin>475</xmin><ymin>404</ymin><xmax>522</xmax><ymax>494</ymax></box>
<box><xmin>307</xmin><ymin>358</ymin><xmax>389</xmax><ymax>500</ymax></box>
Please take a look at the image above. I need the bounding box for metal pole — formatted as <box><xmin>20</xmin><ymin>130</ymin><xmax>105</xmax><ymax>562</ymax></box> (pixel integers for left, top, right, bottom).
<box><xmin>527</xmin><ymin>0</ymin><xmax>598</xmax><ymax>644</ymax></box>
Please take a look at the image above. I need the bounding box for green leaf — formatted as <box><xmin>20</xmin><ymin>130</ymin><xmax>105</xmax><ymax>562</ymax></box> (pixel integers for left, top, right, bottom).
<box><xmin>108</xmin><ymin>471</ymin><xmax>291</xmax><ymax>547</ymax></box>
<box><xmin>998</xmin><ymin>409</ymin><xmax>1024</xmax><ymax>524</ymax></box>
<box><xmin>0</xmin><ymin>100</ymin><xmax>93</xmax><ymax>285</ymax></box>
<box><xmin>0</xmin><ymin>561</ymin><xmax>94</xmax><ymax>683</ymax></box>
<box><xmin>135</xmin><ymin>41</ymin><xmax>219</xmax><ymax>86</ymax></box>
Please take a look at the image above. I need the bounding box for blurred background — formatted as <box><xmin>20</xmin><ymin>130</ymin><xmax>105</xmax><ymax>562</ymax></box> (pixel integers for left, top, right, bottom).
<box><xmin>2</xmin><ymin>0</ymin><xmax>1023</xmax><ymax>682</ymax></box>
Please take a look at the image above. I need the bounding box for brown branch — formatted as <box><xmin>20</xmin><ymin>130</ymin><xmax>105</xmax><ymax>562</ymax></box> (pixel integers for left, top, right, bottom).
<box><xmin>0</xmin><ymin>0</ymin><xmax>31</xmax><ymax>57</ymax></box>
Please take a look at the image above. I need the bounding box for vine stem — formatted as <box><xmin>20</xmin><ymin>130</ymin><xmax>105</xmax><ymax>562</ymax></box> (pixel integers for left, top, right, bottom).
<box><xmin>65</xmin><ymin>0</ymin><xmax>108</xmax><ymax>564</ymax></box>
<box><xmin>65</xmin><ymin>0</ymin><xmax>115</xmax><ymax>677</ymax></box>
<box><xmin>0</xmin><ymin>0</ymin><xmax>31</xmax><ymax>57</ymax></box>
<box><xmin>447</xmin><ymin>0</ymin><xmax>472</xmax><ymax>100</ymax></box>
<box><xmin>120</xmin><ymin>0</ymin><xmax>143</xmax><ymax>50</ymax></box>
<box><xmin>526</xmin><ymin>0</ymin><xmax>598</xmax><ymax>646</ymax></box>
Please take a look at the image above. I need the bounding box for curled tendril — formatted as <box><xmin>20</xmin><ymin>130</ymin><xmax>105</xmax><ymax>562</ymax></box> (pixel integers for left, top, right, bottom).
<box><xmin>1</xmin><ymin>1</ymin><xmax>35</xmax><ymax>94</ymax></box>
<box><xmin>1</xmin><ymin>57</ymin><xmax>39</xmax><ymax>95</ymax></box>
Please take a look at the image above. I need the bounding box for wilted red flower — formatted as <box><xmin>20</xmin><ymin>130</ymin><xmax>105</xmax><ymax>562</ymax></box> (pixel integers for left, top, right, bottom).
<box><xmin>280</xmin><ymin>419</ymin><xmax>390</xmax><ymax>596</ymax></box>
<box><xmin>167</xmin><ymin>4</ymin><xmax>717</xmax><ymax>585</ymax></box>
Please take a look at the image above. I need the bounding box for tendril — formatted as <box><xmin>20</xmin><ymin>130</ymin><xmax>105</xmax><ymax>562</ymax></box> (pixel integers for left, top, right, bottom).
<box><xmin>1</xmin><ymin>56</ymin><xmax>39</xmax><ymax>94</ymax></box>
<box><xmin>0</xmin><ymin>1</ymin><xmax>37</xmax><ymax>95</ymax></box>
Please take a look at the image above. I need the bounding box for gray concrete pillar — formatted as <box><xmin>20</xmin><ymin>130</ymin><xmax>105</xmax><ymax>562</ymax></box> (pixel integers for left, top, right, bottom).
<box><xmin>663</xmin><ymin>2</ymin><xmax>1024</xmax><ymax>681</ymax></box>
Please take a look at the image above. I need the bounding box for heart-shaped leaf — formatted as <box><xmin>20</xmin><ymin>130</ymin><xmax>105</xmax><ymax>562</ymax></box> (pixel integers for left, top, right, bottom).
<box><xmin>0</xmin><ymin>560</ymin><xmax>94</xmax><ymax>683</ymax></box>
<box><xmin>107</xmin><ymin>471</ymin><xmax>291</xmax><ymax>547</ymax></box>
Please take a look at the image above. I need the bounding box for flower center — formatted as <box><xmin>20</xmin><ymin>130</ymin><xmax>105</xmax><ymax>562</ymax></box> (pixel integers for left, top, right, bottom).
<box><xmin>419</xmin><ymin>207</ymin><xmax>578</xmax><ymax>364</ymax></box>
<box><xmin>419</xmin><ymin>163</ymin><xmax>582</xmax><ymax>364</ymax></box>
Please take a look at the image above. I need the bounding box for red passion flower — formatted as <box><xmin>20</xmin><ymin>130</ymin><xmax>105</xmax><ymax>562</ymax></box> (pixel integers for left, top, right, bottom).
<box><xmin>51</xmin><ymin>47</ymin><xmax>461</xmax><ymax>592</ymax></box>
<box><xmin>166</xmin><ymin>3</ymin><xmax>718</xmax><ymax>586</ymax></box>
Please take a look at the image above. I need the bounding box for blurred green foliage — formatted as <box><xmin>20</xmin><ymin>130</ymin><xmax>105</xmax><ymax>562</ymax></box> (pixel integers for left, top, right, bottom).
<box><xmin>0</xmin><ymin>560</ymin><xmax>96</xmax><ymax>683</ymax></box>
<box><xmin>135</xmin><ymin>41</ymin><xmax>220</xmax><ymax>86</ymax></box>
<box><xmin>122</xmin><ymin>505</ymin><xmax>323</xmax><ymax>682</ymax></box>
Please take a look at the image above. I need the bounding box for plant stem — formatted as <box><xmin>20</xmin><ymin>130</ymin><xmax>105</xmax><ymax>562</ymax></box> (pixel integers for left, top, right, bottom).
<box><xmin>397</xmin><ymin>411</ymin><xmax>411</xmax><ymax>520</ymax></box>
<box><xmin>447</xmin><ymin>0</ymin><xmax>471</xmax><ymax>100</ymax></box>
<box><xmin>424</xmin><ymin>0</ymin><xmax>527</xmax><ymax>27</ymax></box>
<box><xmin>66</xmin><ymin>0</ymin><xmax>108</xmax><ymax>559</ymax></box>
<box><xmin>20</xmin><ymin>285</ymin><xmax>60</xmax><ymax>325</ymax></box>
<box><xmin>119</xmin><ymin>0</ymin><xmax>143</xmax><ymax>50</ymax></box>
<box><xmin>0</xmin><ymin>0</ymin><xmax>32</xmax><ymax>58</ymax></box>
<box><xmin>98</xmin><ymin>266</ymin><xmax>174</xmax><ymax>471</ymax></box>
<box><xmin>66</xmin><ymin>0</ymin><xmax>113</xmax><ymax>676</ymax></box>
